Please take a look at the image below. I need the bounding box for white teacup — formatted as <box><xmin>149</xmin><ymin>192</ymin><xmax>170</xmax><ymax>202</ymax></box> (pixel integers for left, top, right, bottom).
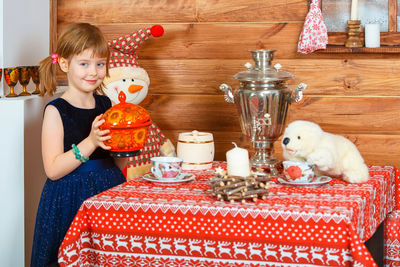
<box><xmin>151</xmin><ymin>157</ymin><xmax>183</xmax><ymax>179</ymax></box>
<box><xmin>282</xmin><ymin>161</ymin><xmax>315</xmax><ymax>183</ymax></box>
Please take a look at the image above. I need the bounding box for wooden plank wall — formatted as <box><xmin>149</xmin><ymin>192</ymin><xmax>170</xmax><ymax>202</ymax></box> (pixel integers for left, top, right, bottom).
<box><xmin>55</xmin><ymin>0</ymin><xmax>400</xmax><ymax>167</ymax></box>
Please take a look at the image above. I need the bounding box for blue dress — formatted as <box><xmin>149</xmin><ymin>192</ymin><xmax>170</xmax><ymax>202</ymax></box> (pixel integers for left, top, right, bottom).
<box><xmin>31</xmin><ymin>94</ymin><xmax>126</xmax><ymax>267</ymax></box>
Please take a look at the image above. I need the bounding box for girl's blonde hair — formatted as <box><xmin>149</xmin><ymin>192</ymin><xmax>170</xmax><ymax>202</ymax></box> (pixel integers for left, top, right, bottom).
<box><xmin>39</xmin><ymin>23</ymin><xmax>110</xmax><ymax>96</ymax></box>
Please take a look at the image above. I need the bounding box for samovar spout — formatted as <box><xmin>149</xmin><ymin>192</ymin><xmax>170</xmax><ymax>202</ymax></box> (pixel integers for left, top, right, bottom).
<box><xmin>219</xmin><ymin>83</ymin><xmax>235</xmax><ymax>103</ymax></box>
<box><xmin>291</xmin><ymin>83</ymin><xmax>307</xmax><ymax>103</ymax></box>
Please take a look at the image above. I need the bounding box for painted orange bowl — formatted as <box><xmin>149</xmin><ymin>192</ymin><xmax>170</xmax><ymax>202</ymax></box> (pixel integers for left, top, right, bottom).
<box><xmin>101</xmin><ymin>91</ymin><xmax>151</xmax><ymax>157</ymax></box>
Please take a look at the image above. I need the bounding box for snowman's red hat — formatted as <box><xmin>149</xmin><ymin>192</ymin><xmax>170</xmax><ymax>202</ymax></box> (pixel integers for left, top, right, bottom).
<box><xmin>104</xmin><ymin>25</ymin><xmax>164</xmax><ymax>85</ymax></box>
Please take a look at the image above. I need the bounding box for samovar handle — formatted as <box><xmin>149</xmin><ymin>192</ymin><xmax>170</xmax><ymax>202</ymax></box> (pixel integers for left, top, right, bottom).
<box><xmin>219</xmin><ymin>83</ymin><xmax>235</xmax><ymax>103</ymax></box>
<box><xmin>292</xmin><ymin>82</ymin><xmax>307</xmax><ymax>103</ymax></box>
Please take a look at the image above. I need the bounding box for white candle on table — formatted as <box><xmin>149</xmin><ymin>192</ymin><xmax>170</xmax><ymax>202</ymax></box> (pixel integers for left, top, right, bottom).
<box><xmin>350</xmin><ymin>0</ymin><xmax>358</xmax><ymax>20</ymax></box>
<box><xmin>226</xmin><ymin>142</ymin><xmax>251</xmax><ymax>177</ymax></box>
<box><xmin>365</xmin><ymin>23</ymin><xmax>380</xmax><ymax>48</ymax></box>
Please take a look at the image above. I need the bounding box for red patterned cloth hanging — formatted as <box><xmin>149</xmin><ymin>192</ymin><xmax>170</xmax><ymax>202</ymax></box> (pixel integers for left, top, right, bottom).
<box><xmin>297</xmin><ymin>0</ymin><xmax>328</xmax><ymax>54</ymax></box>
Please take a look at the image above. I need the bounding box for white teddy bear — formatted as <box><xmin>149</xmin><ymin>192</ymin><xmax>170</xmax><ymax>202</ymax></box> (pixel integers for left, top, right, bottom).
<box><xmin>281</xmin><ymin>120</ymin><xmax>369</xmax><ymax>183</ymax></box>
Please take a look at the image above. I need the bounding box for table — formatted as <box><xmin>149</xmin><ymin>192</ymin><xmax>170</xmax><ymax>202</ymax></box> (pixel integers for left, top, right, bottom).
<box><xmin>58</xmin><ymin>162</ymin><xmax>396</xmax><ymax>266</ymax></box>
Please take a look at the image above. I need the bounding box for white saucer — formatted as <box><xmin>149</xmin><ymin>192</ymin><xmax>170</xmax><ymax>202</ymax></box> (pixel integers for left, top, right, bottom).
<box><xmin>278</xmin><ymin>176</ymin><xmax>332</xmax><ymax>186</ymax></box>
<box><xmin>142</xmin><ymin>173</ymin><xmax>196</xmax><ymax>184</ymax></box>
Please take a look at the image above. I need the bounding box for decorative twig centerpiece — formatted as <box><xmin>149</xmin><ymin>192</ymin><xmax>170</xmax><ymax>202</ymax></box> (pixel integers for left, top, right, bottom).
<box><xmin>210</xmin><ymin>167</ymin><xmax>270</xmax><ymax>203</ymax></box>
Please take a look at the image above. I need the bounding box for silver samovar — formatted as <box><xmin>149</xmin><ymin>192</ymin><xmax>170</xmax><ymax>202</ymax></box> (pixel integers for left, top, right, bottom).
<box><xmin>220</xmin><ymin>49</ymin><xmax>306</xmax><ymax>174</ymax></box>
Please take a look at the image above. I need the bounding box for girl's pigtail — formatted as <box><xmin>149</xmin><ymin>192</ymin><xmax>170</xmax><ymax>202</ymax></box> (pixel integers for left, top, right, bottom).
<box><xmin>39</xmin><ymin>55</ymin><xmax>59</xmax><ymax>96</ymax></box>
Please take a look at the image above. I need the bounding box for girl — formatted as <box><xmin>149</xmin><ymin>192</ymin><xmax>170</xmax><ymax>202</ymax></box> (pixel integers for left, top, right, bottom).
<box><xmin>31</xmin><ymin>23</ymin><xmax>128</xmax><ymax>266</ymax></box>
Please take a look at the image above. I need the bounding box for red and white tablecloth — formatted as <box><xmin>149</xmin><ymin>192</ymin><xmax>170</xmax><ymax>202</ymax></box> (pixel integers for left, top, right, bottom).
<box><xmin>385</xmin><ymin>210</ymin><xmax>400</xmax><ymax>266</ymax></box>
<box><xmin>384</xmin><ymin>167</ymin><xmax>400</xmax><ymax>267</ymax></box>
<box><xmin>58</xmin><ymin>163</ymin><xmax>396</xmax><ymax>266</ymax></box>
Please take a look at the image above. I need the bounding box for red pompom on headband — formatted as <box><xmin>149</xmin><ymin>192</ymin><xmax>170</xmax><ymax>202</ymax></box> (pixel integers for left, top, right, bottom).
<box><xmin>150</xmin><ymin>25</ymin><xmax>164</xmax><ymax>37</ymax></box>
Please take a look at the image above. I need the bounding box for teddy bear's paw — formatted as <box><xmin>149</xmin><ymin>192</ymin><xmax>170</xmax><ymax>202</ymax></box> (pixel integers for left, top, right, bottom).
<box><xmin>307</xmin><ymin>153</ymin><xmax>332</xmax><ymax>171</ymax></box>
<box><xmin>342</xmin><ymin>169</ymin><xmax>369</xmax><ymax>183</ymax></box>
<box><xmin>317</xmin><ymin>165</ymin><xmax>330</xmax><ymax>172</ymax></box>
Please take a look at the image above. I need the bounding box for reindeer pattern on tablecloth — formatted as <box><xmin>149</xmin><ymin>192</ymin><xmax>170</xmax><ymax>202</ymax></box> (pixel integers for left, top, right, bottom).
<box><xmin>62</xmin><ymin>244</ymin><xmax>77</xmax><ymax>262</ymax></box>
<box><xmin>80</xmin><ymin>231</ymin><xmax>91</xmax><ymax>247</ymax></box>
<box><xmin>115</xmin><ymin>235</ymin><xmax>129</xmax><ymax>250</ymax></box>
<box><xmin>130</xmin><ymin>236</ymin><xmax>143</xmax><ymax>251</ymax></box>
<box><xmin>204</xmin><ymin>240</ymin><xmax>217</xmax><ymax>256</ymax></box>
<box><xmin>63</xmin><ymin>233</ymin><xmax>357</xmax><ymax>265</ymax></box>
<box><xmin>232</xmin><ymin>242</ymin><xmax>247</xmax><ymax>259</ymax></box>
<box><xmin>294</xmin><ymin>246</ymin><xmax>309</xmax><ymax>262</ymax></box>
<box><xmin>248</xmin><ymin>243</ymin><xmax>263</xmax><ymax>259</ymax></box>
<box><xmin>159</xmin><ymin>237</ymin><xmax>173</xmax><ymax>253</ymax></box>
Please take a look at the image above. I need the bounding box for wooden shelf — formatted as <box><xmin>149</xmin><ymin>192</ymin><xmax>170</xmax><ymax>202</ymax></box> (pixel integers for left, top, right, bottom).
<box><xmin>318</xmin><ymin>0</ymin><xmax>399</xmax><ymax>54</ymax></box>
<box><xmin>317</xmin><ymin>45</ymin><xmax>400</xmax><ymax>54</ymax></box>
<box><xmin>313</xmin><ymin>32</ymin><xmax>400</xmax><ymax>54</ymax></box>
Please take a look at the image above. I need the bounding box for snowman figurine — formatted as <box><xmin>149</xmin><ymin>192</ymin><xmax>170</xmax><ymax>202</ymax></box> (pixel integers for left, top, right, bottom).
<box><xmin>103</xmin><ymin>25</ymin><xmax>175</xmax><ymax>180</ymax></box>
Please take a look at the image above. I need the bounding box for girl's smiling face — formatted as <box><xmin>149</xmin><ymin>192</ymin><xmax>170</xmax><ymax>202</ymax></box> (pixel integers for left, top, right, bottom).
<box><xmin>61</xmin><ymin>49</ymin><xmax>107</xmax><ymax>93</ymax></box>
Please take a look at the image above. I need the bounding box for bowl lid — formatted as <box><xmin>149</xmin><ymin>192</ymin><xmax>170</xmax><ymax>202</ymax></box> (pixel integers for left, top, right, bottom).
<box><xmin>102</xmin><ymin>91</ymin><xmax>151</xmax><ymax>129</ymax></box>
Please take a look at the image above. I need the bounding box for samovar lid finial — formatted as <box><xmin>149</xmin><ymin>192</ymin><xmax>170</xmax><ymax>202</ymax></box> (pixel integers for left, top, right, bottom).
<box><xmin>250</xmin><ymin>49</ymin><xmax>275</xmax><ymax>70</ymax></box>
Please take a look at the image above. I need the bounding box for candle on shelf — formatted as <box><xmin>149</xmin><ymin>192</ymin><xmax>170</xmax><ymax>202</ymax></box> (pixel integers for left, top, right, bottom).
<box><xmin>226</xmin><ymin>142</ymin><xmax>251</xmax><ymax>177</ymax></box>
<box><xmin>350</xmin><ymin>0</ymin><xmax>358</xmax><ymax>20</ymax></box>
<box><xmin>365</xmin><ymin>23</ymin><xmax>380</xmax><ymax>48</ymax></box>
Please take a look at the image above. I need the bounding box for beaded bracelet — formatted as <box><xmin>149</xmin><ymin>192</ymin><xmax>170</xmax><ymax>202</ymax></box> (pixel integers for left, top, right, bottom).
<box><xmin>72</xmin><ymin>144</ymin><xmax>89</xmax><ymax>163</ymax></box>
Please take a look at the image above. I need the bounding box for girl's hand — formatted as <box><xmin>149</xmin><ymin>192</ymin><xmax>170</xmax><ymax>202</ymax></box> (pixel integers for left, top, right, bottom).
<box><xmin>89</xmin><ymin>114</ymin><xmax>112</xmax><ymax>150</ymax></box>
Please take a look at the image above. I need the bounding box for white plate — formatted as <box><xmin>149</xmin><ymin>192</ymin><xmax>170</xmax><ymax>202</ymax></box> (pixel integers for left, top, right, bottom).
<box><xmin>142</xmin><ymin>173</ymin><xmax>196</xmax><ymax>184</ymax></box>
<box><xmin>278</xmin><ymin>176</ymin><xmax>332</xmax><ymax>186</ymax></box>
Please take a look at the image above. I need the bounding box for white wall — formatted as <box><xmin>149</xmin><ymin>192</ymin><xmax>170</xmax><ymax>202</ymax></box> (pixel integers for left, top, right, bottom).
<box><xmin>0</xmin><ymin>0</ymin><xmax>50</xmax><ymax>266</ymax></box>
<box><xmin>0</xmin><ymin>96</ymin><xmax>52</xmax><ymax>267</ymax></box>
<box><xmin>3</xmin><ymin>0</ymin><xmax>49</xmax><ymax>67</ymax></box>
<box><xmin>0</xmin><ymin>0</ymin><xmax>3</xmax><ymax>97</ymax></box>
<box><xmin>0</xmin><ymin>100</ymin><xmax>25</xmax><ymax>267</ymax></box>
